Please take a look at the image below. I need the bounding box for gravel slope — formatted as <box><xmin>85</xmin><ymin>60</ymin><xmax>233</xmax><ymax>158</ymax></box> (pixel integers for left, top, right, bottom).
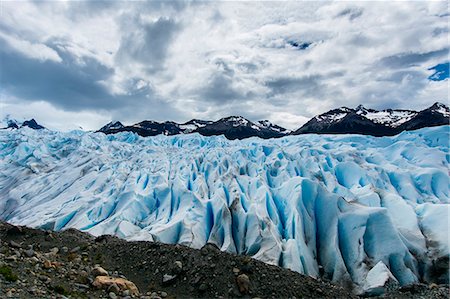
<box><xmin>0</xmin><ymin>222</ymin><xmax>448</xmax><ymax>299</ymax></box>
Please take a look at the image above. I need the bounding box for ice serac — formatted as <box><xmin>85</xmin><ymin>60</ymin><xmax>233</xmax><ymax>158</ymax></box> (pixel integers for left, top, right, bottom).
<box><xmin>0</xmin><ymin>125</ymin><xmax>449</xmax><ymax>293</ymax></box>
<box><xmin>363</xmin><ymin>261</ymin><xmax>398</xmax><ymax>296</ymax></box>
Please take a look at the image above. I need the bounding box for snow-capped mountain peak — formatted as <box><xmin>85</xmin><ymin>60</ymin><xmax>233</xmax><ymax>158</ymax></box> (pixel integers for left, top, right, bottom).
<box><xmin>6</xmin><ymin>119</ymin><xmax>19</xmax><ymax>129</ymax></box>
<box><xmin>1</xmin><ymin>117</ymin><xmax>45</xmax><ymax>130</ymax></box>
<box><xmin>294</xmin><ymin>102</ymin><xmax>449</xmax><ymax>136</ymax></box>
<box><xmin>355</xmin><ymin>104</ymin><xmax>367</xmax><ymax>112</ymax></box>
<box><xmin>91</xmin><ymin>102</ymin><xmax>450</xmax><ymax>139</ymax></box>
<box><xmin>356</xmin><ymin>107</ymin><xmax>417</xmax><ymax>128</ymax></box>
<box><xmin>219</xmin><ymin>116</ymin><xmax>250</xmax><ymax>127</ymax></box>
<box><xmin>429</xmin><ymin>102</ymin><xmax>450</xmax><ymax>117</ymax></box>
<box><xmin>99</xmin><ymin>121</ymin><xmax>124</xmax><ymax>132</ymax></box>
<box><xmin>314</xmin><ymin>107</ymin><xmax>353</xmax><ymax>124</ymax></box>
<box><xmin>256</xmin><ymin>119</ymin><xmax>273</xmax><ymax>128</ymax></box>
<box><xmin>256</xmin><ymin>120</ymin><xmax>291</xmax><ymax>133</ymax></box>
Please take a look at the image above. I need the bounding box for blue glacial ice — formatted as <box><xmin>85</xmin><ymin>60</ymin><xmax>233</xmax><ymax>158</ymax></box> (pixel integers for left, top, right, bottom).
<box><xmin>0</xmin><ymin>125</ymin><xmax>448</xmax><ymax>292</ymax></box>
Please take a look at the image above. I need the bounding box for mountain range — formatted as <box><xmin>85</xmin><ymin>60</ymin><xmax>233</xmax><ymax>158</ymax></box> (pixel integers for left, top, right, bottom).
<box><xmin>1</xmin><ymin>118</ymin><xmax>45</xmax><ymax>130</ymax></box>
<box><xmin>3</xmin><ymin>102</ymin><xmax>448</xmax><ymax>139</ymax></box>
<box><xmin>97</xmin><ymin>102</ymin><xmax>449</xmax><ymax>139</ymax></box>
<box><xmin>98</xmin><ymin>117</ymin><xmax>290</xmax><ymax>140</ymax></box>
<box><xmin>293</xmin><ymin>102</ymin><xmax>449</xmax><ymax>136</ymax></box>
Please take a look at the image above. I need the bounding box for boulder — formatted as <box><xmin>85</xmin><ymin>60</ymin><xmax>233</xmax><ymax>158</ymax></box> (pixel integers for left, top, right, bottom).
<box><xmin>93</xmin><ymin>276</ymin><xmax>139</xmax><ymax>296</ymax></box>
<box><xmin>92</xmin><ymin>266</ymin><xmax>108</xmax><ymax>276</ymax></box>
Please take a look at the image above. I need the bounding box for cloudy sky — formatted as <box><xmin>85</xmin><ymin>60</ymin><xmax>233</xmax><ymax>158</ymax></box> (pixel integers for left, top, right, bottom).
<box><xmin>0</xmin><ymin>1</ymin><xmax>448</xmax><ymax>131</ymax></box>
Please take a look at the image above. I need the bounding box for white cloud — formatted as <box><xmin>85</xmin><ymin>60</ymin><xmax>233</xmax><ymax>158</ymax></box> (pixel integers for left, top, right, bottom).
<box><xmin>0</xmin><ymin>99</ymin><xmax>111</xmax><ymax>131</ymax></box>
<box><xmin>0</xmin><ymin>0</ymin><xmax>448</xmax><ymax>130</ymax></box>
<box><xmin>0</xmin><ymin>32</ymin><xmax>62</xmax><ymax>62</ymax></box>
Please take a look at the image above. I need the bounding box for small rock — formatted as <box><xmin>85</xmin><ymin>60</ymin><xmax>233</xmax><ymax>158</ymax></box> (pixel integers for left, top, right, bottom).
<box><xmin>43</xmin><ymin>260</ymin><xmax>53</xmax><ymax>269</ymax></box>
<box><xmin>174</xmin><ymin>261</ymin><xmax>183</xmax><ymax>270</ymax></box>
<box><xmin>233</xmin><ymin>267</ymin><xmax>240</xmax><ymax>275</ymax></box>
<box><xmin>49</xmin><ymin>247</ymin><xmax>59</xmax><ymax>255</ymax></box>
<box><xmin>109</xmin><ymin>292</ymin><xmax>118</xmax><ymax>299</ymax></box>
<box><xmin>92</xmin><ymin>265</ymin><xmax>109</xmax><ymax>276</ymax></box>
<box><xmin>24</xmin><ymin>249</ymin><xmax>35</xmax><ymax>257</ymax></box>
<box><xmin>6</xmin><ymin>255</ymin><xmax>17</xmax><ymax>262</ymax></box>
<box><xmin>74</xmin><ymin>283</ymin><xmax>89</xmax><ymax>289</ymax></box>
<box><xmin>107</xmin><ymin>283</ymin><xmax>120</xmax><ymax>294</ymax></box>
<box><xmin>70</xmin><ymin>246</ymin><xmax>80</xmax><ymax>253</ymax></box>
<box><xmin>9</xmin><ymin>240</ymin><xmax>21</xmax><ymax>248</ymax></box>
<box><xmin>160</xmin><ymin>291</ymin><xmax>168</xmax><ymax>298</ymax></box>
<box><xmin>201</xmin><ymin>243</ymin><xmax>220</xmax><ymax>254</ymax></box>
<box><xmin>122</xmin><ymin>289</ymin><xmax>130</xmax><ymax>296</ymax></box>
<box><xmin>199</xmin><ymin>283</ymin><xmax>208</xmax><ymax>292</ymax></box>
<box><xmin>236</xmin><ymin>274</ymin><xmax>250</xmax><ymax>294</ymax></box>
<box><xmin>241</xmin><ymin>263</ymin><xmax>252</xmax><ymax>273</ymax></box>
<box><xmin>73</xmin><ymin>257</ymin><xmax>82</xmax><ymax>264</ymax></box>
<box><xmin>61</xmin><ymin>247</ymin><xmax>68</xmax><ymax>253</ymax></box>
<box><xmin>162</xmin><ymin>274</ymin><xmax>176</xmax><ymax>284</ymax></box>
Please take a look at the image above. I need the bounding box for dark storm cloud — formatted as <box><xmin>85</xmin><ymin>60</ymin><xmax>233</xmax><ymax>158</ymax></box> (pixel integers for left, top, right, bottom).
<box><xmin>266</xmin><ymin>76</ymin><xmax>323</xmax><ymax>97</ymax></box>
<box><xmin>200</xmin><ymin>73</ymin><xmax>243</xmax><ymax>102</ymax></box>
<box><xmin>0</xmin><ymin>36</ymin><xmax>178</xmax><ymax>116</ymax></box>
<box><xmin>266</xmin><ymin>72</ymin><xmax>345</xmax><ymax>98</ymax></box>
<box><xmin>46</xmin><ymin>38</ymin><xmax>114</xmax><ymax>81</ymax></box>
<box><xmin>378</xmin><ymin>48</ymin><xmax>449</xmax><ymax>68</ymax></box>
<box><xmin>115</xmin><ymin>15</ymin><xmax>180</xmax><ymax>73</ymax></box>
<box><xmin>0</xmin><ymin>37</ymin><xmax>117</xmax><ymax>110</ymax></box>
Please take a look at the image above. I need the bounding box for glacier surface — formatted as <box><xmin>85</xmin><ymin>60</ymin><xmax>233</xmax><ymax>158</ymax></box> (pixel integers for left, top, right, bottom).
<box><xmin>0</xmin><ymin>126</ymin><xmax>449</xmax><ymax>292</ymax></box>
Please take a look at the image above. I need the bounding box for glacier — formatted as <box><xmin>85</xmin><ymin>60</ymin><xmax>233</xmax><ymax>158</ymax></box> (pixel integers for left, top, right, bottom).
<box><xmin>0</xmin><ymin>126</ymin><xmax>448</xmax><ymax>293</ymax></box>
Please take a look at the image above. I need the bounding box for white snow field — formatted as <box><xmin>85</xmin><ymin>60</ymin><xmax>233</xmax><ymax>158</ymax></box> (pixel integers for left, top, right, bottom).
<box><xmin>0</xmin><ymin>126</ymin><xmax>449</xmax><ymax>292</ymax></box>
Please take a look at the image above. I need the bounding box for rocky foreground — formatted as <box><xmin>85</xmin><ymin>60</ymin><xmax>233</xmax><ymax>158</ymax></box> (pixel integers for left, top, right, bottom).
<box><xmin>0</xmin><ymin>222</ymin><xmax>448</xmax><ymax>299</ymax></box>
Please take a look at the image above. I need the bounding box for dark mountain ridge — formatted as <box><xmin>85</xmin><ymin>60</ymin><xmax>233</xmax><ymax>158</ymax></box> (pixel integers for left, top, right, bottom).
<box><xmin>1</xmin><ymin>118</ymin><xmax>45</xmax><ymax>130</ymax></box>
<box><xmin>98</xmin><ymin>115</ymin><xmax>289</xmax><ymax>140</ymax></box>
<box><xmin>2</xmin><ymin>103</ymin><xmax>448</xmax><ymax>139</ymax></box>
<box><xmin>98</xmin><ymin>102</ymin><xmax>449</xmax><ymax>139</ymax></box>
